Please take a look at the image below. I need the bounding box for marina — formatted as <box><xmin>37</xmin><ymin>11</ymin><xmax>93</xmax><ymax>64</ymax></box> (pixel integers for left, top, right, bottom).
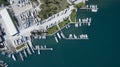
<box><xmin>0</xmin><ymin>0</ymin><xmax>119</xmax><ymax>67</ymax></box>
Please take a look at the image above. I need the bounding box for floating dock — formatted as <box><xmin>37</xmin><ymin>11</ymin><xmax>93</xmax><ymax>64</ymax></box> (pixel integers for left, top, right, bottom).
<box><xmin>80</xmin><ymin>5</ymin><xmax>98</xmax><ymax>12</ymax></box>
<box><xmin>34</xmin><ymin>45</ymin><xmax>53</xmax><ymax>55</ymax></box>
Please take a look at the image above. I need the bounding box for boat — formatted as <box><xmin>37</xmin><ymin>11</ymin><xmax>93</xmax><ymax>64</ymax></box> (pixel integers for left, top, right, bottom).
<box><xmin>91</xmin><ymin>5</ymin><xmax>98</xmax><ymax>12</ymax></box>
<box><xmin>11</xmin><ymin>54</ymin><xmax>16</xmax><ymax>61</ymax></box>
<box><xmin>69</xmin><ymin>34</ymin><xmax>73</xmax><ymax>39</ymax></box>
<box><xmin>37</xmin><ymin>46</ymin><xmax>40</xmax><ymax>55</ymax></box>
<box><xmin>0</xmin><ymin>60</ymin><xmax>8</xmax><ymax>67</ymax></box>
<box><xmin>27</xmin><ymin>41</ymin><xmax>35</xmax><ymax>53</ymax></box>
<box><xmin>19</xmin><ymin>52</ymin><xmax>24</xmax><ymax>61</ymax></box>
<box><xmin>75</xmin><ymin>23</ymin><xmax>78</xmax><ymax>27</ymax></box>
<box><xmin>26</xmin><ymin>47</ymin><xmax>32</xmax><ymax>55</ymax></box>
<box><xmin>57</xmin><ymin>33</ymin><xmax>61</xmax><ymax>39</ymax></box>
<box><xmin>55</xmin><ymin>36</ymin><xmax>58</xmax><ymax>43</ymax></box>
<box><xmin>60</xmin><ymin>32</ymin><xmax>65</xmax><ymax>38</ymax></box>
<box><xmin>23</xmin><ymin>50</ymin><xmax>27</xmax><ymax>57</ymax></box>
<box><xmin>73</xmin><ymin>34</ymin><xmax>77</xmax><ymax>39</ymax></box>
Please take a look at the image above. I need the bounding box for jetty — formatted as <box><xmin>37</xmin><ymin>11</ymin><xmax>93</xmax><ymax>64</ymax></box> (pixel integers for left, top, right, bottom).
<box><xmin>33</xmin><ymin>45</ymin><xmax>53</xmax><ymax>55</ymax></box>
<box><xmin>80</xmin><ymin>5</ymin><xmax>98</xmax><ymax>12</ymax></box>
<box><xmin>78</xmin><ymin>18</ymin><xmax>91</xmax><ymax>26</ymax></box>
<box><xmin>61</xmin><ymin>33</ymin><xmax>89</xmax><ymax>40</ymax></box>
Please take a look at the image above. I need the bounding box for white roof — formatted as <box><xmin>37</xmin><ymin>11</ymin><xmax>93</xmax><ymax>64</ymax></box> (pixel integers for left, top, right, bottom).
<box><xmin>0</xmin><ymin>8</ymin><xmax>17</xmax><ymax>36</ymax></box>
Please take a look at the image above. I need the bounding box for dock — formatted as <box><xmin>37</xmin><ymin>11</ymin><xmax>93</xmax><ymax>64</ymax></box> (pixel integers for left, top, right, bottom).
<box><xmin>63</xmin><ymin>34</ymin><xmax>89</xmax><ymax>40</ymax></box>
<box><xmin>33</xmin><ymin>45</ymin><xmax>53</xmax><ymax>55</ymax></box>
<box><xmin>78</xmin><ymin>18</ymin><xmax>91</xmax><ymax>26</ymax></box>
<box><xmin>80</xmin><ymin>5</ymin><xmax>98</xmax><ymax>12</ymax></box>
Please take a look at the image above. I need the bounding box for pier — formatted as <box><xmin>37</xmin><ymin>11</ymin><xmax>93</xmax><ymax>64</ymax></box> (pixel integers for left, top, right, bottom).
<box><xmin>60</xmin><ymin>32</ymin><xmax>89</xmax><ymax>40</ymax></box>
<box><xmin>33</xmin><ymin>45</ymin><xmax>53</xmax><ymax>55</ymax></box>
<box><xmin>80</xmin><ymin>5</ymin><xmax>98</xmax><ymax>12</ymax></box>
<box><xmin>76</xmin><ymin>18</ymin><xmax>91</xmax><ymax>27</ymax></box>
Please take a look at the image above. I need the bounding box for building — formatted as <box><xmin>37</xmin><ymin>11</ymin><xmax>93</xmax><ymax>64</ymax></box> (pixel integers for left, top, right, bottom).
<box><xmin>0</xmin><ymin>8</ymin><xmax>18</xmax><ymax>36</ymax></box>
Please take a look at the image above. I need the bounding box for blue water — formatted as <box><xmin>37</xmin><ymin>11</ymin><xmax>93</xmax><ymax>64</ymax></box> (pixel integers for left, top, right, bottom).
<box><xmin>1</xmin><ymin>0</ymin><xmax>120</xmax><ymax>67</ymax></box>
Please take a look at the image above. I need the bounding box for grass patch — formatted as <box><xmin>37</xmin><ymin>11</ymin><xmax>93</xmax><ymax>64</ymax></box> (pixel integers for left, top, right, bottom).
<box><xmin>16</xmin><ymin>44</ymin><xmax>25</xmax><ymax>50</ymax></box>
<box><xmin>38</xmin><ymin>0</ymin><xmax>69</xmax><ymax>19</ymax></box>
<box><xmin>59</xmin><ymin>19</ymin><xmax>70</xmax><ymax>28</ymax></box>
<box><xmin>70</xmin><ymin>9</ymin><xmax>76</xmax><ymax>22</ymax></box>
<box><xmin>74</xmin><ymin>2</ymin><xmax>86</xmax><ymax>8</ymax></box>
<box><xmin>47</xmin><ymin>25</ymin><xmax>58</xmax><ymax>34</ymax></box>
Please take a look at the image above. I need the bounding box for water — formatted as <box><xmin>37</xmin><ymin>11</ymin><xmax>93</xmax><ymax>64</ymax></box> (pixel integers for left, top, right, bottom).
<box><xmin>1</xmin><ymin>0</ymin><xmax>120</xmax><ymax>67</ymax></box>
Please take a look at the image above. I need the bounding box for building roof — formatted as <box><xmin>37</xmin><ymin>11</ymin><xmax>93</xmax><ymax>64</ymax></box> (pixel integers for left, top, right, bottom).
<box><xmin>0</xmin><ymin>8</ymin><xmax>17</xmax><ymax>36</ymax></box>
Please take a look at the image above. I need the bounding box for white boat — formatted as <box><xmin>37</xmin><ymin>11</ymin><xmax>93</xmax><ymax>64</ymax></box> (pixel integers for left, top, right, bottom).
<box><xmin>68</xmin><ymin>24</ymin><xmax>70</xmax><ymax>28</ymax></box>
<box><xmin>91</xmin><ymin>5</ymin><xmax>98</xmax><ymax>12</ymax></box>
<box><xmin>69</xmin><ymin>34</ymin><xmax>73</xmax><ymax>39</ymax></box>
<box><xmin>85</xmin><ymin>34</ymin><xmax>89</xmax><ymax>39</ymax></box>
<box><xmin>60</xmin><ymin>33</ymin><xmax>65</xmax><ymax>38</ymax></box>
<box><xmin>73</xmin><ymin>34</ymin><xmax>77</xmax><ymax>39</ymax></box>
<box><xmin>19</xmin><ymin>52</ymin><xmax>24</xmax><ymax>61</ymax></box>
<box><xmin>79</xmin><ymin>23</ymin><xmax>81</xmax><ymax>26</ymax></box>
<box><xmin>55</xmin><ymin>36</ymin><xmax>58</xmax><ymax>43</ymax></box>
<box><xmin>27</xmin><ymin>41</ymin><xmax>35</xmax><ymax>53</ymax></box>
<box><xmin>75</xmin><ymin>23</ymin><xmax>78</xmax><ymax>27</ymax></box>
<box><xmin>23</xmin><ymin>50</ymin><xmax>27</xmax><ymax>57</ymax></box>
<box><xmin>37</xmin><ymin>46</ymin><xmax>40</xmax><ymax>55</ymax></box>
<box><xmin>26</xmin><ymin>48</ymin><xmax>32</xmax><ymax>55</ymax></box>
<box><xmin>11</xmin><ymin>54</ymin><xmax>16</xmax><ymax>61</ymax></box>
<box><xmin>79</xmin><ymin>19</ymin><xmax>81</xmax><ymax>23</ymax></box>
<box><xmin>57</xmin><ymin>33</ymin><xmax>61</xmax><ymax>39</ymax></box>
